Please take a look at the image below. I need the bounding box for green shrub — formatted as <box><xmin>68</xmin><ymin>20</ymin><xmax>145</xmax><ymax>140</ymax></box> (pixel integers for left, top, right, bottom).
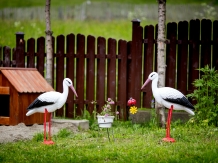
<box><xmin>187</xmin><ymin>65</ymin><xmax>218</xmax><ymax>126</ymax></box>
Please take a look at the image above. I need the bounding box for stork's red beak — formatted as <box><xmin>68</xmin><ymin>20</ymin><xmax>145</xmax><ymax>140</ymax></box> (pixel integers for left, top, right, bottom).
<box><xmin>141</xmin><ymin>78</ymin><xmax>151</xmax><ymax>90</ymax></box>
<box><xmin>70</xmin><ymin>85</ymin><xmax>78</xmax><ymax>97</ymax></box>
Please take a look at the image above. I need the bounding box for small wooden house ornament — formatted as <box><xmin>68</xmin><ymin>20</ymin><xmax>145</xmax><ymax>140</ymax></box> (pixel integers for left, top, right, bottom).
<box><xmin>0</xmin><ymin>68</ymin><xmax>54</xmax><ymax>125</ymax></box>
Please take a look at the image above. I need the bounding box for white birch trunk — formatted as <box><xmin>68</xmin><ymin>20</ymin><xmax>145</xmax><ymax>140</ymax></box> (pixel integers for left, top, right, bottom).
<box><xmin>157</xmin><ymin>0</ymin><xmax>166</xmax><ymax>128</ymax></box>
<box><xmin>45</xmin><ymin>0</ymin><xmax>53</xmax><ymax>86</ymax></box>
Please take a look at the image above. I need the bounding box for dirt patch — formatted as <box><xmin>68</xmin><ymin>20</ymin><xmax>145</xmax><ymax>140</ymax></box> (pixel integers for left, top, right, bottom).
<box><xmin>0</xmin><ymin>122</ymin><xmax>79</xmax><ymax>143</ymax></box>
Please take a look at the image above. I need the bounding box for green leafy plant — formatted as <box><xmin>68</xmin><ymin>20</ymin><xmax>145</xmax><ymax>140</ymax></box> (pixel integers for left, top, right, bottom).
<box><xmin>187</xmin><ymin>65</ymin><xmax>218</xmax><ymax>126</ymax></box>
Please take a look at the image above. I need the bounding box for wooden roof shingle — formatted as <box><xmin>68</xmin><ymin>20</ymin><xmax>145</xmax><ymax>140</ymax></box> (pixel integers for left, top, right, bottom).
<box><xmin>0</xmin><ymin>68</ymin><xmax>54</xmax><ymax>93</ymax></box>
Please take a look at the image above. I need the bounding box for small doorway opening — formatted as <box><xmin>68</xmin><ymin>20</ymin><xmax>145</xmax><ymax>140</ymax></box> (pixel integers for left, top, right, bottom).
<box><xmin>0</xmin><ymin>94</ymin><xmax>10</xmax><ymax>116</ymax></box>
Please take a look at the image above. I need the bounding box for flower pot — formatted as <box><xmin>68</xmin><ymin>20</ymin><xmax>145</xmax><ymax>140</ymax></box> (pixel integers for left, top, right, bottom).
<box><xmin>97</xmin><ymin>116</ymin><xmax>114</xmax><ymax>128</ymax></box>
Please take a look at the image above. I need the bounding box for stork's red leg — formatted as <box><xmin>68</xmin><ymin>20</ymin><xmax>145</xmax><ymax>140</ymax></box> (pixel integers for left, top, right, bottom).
<box><xmin>49</xmin><ymin>112</ymin><xmax>52</xmax><ymax>140</ymax></box>
<box><xmin>44</xmin><ymin>108</ymin><xmax>47</xmax><ymax>141</ymax></box>
<box><xmin>162</xmin><ymin>105</ymin><xmax>175</xmax><ymax>142</ymax></box>
<box><xmin>166</xmin><ymin>108</ymin><xmax>170</xmax><ymax>138</ymax></box>
<box><xmin>43</xmin><ymin>109</ymin><xmax>54</xmax><ymax>145</ymax></box>
<box><xmin>168</xmin><ymin>105</ymin><xmax>173</xmax><ymax>137</ymax></box>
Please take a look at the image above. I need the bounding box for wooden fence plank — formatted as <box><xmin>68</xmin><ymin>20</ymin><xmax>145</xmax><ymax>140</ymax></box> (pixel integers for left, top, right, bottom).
<box><xmin>55</xmin><ymin>35</ymin><xmax>65</xmax><ymax>117</ymax></box>
<box><xmin>96</xmin><ymin>37</ymin><xmax>106</xmax><ymax>113</ymax></box>
<box><xmin>166</xmin><ymin>22</ymin><xmax>177</xmax><ymax>88</ymax></box>
<box><xmin>15</xmin><ymin>33</ymin><xmax>25</xmax><ymax>67</ymax></box>
<box><xmin>36</xmin><ymin>37</ymin><xmax>45</xmax><ymax>76</ymax></box>
<box><xmin>177</xmin><ymin>21</ymin><xmax>188</xmax><ymax>95</ymax></box>
<box><xmin>213</xmin><ymin>20</ymin><xmax>218</xmax><ymax>70</ymax></box>
<box><xmin>134</xmin><ymin>26</ymin><xmax>143</xmax><ymax>108</ymax></box>
<box><xmin>86</xmin><ymin>35</ymin><xmax>95</xmax><ymax>114</ymax></box>
<box><xmin>126</xmin><ymin>41</ymin><xmax>131</xmax><ymax>105</ymax></box>
<box><xmin>126</xmin><ymin>41</ymin><xmax>132</xmax><ymax>119</ymax></box>
<box><xmin>107</xmin><ymin>38</ymin><xmax>117</xmax><ymax>112</ymax></box>
<box><xmin>51</xmin><ymin>36</ymin><xmax>55</xmax><ymax>87</ymax></box>
<box><xmin>154</xmin><ymin>24</ymin><xmax>158</xmax><ymax>72</ymax></box>
<box><xmin>130</xmin><ymin>19</ymin><xmax>141</xmax><ymax>107</ymax></box>
<box><xmin>117</xmin><ymin>40</ymin><xmax>127</xmax><ymax>120</ymax></box>
<box><xmin>201</xmin><ymin>19</ymin><xmax>212</xmax><ymax>68</ymax></box>
<box><xmin>188</xmin><ymin>19</ymin><xmax>200</xmax><ymax>93</ymax></box>
<box><xmin>76</xmin><ymin>34</ymin><xmax>85</xmax><ymax>116</ymax></box>
<box><xmin>3</xmin><ymin>46</ymin><xmax>11</xmax><ymax>67</ymax></box>
<box><xmin>142</xmin><ymin>25</ymin><xmax>155</xmax><ymax>108</ymax></box>
<box><xmin>66</xmin><ymin>33</ymin><xmax>76</xmax><ymax>118</ymax></box>
<box><xmin>12</xmin><ymin>48</ymin><xmax>16</xmax><ymax>67</ymax></box>
<box><xmin>27</xmin><ymin>38</ymin><xmax>35</xmax><ymax>68</ymax></box>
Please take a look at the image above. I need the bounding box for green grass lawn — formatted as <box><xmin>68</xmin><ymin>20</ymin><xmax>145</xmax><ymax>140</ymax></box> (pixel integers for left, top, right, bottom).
<box><xmin>0</xmin><ymin>19</ymin><xmax>156</xmax><ymax>48</ymax></box>
<box><xmin>0</xmin><ymin>121</ymin><xmax>218</xmax><ymax>162</ymax></box>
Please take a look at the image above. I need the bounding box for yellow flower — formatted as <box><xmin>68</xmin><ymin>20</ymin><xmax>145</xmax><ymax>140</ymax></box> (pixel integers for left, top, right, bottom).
<box><xmin>129</xmin><ymin>106</ymin><xmax>137</xmax><ymax>114</ymax></box>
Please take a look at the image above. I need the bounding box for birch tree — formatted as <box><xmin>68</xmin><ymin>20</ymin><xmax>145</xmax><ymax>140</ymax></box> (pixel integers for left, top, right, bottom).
<box><xmin>45</xmin><ymin>0</ymin><xmax>53</xmax><ymax>86</ymax></box>
<box><xmin>157</xmin><ymin>0</ymin><xmax>166</xmax><ymax>128</ymax></box>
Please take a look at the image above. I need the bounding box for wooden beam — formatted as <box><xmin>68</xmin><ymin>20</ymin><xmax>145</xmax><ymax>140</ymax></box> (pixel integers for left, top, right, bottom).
<box><xmin>0</xmin><ymin>87</ymin><xmax>10</xmax><ymax>95</ymax></box>
<box><xmin>0</xmin><ymin>117</ymin><xmax>10</xmax><ymax>125</ymax></box>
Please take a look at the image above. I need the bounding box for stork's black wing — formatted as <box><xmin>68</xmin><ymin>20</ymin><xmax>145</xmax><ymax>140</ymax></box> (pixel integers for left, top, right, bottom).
<box><xmin>27</xmin><ymin>98</ymin><xmax>54</xmax><ymax>110</ymax></box>
<box><xmin>165</xmin><ymin>96</ymin><xmax>195</xmax><ymax>110</ymax></box>
<box><xmin>159</xmin><ymin>87</ymin><xmax>195</xmax><ymax>110</ymax></box>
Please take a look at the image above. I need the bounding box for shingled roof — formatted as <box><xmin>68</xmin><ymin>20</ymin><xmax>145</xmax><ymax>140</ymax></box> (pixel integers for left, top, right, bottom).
<box><xmin>0</xmin><ymin>68</ymin><xmax>54</xmax><ymax>93</ymax></box>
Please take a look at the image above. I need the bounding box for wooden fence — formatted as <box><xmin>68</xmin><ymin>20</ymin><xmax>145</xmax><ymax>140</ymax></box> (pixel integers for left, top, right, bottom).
<box><xmin>141</xmin><ymin>19</ymin><xmax>218</xmax><ymax>108</ymax></box>
<box><xmin>0</xmin><ymin>19</ymin><xmax>218</xmax><ymax>120</ymax></box>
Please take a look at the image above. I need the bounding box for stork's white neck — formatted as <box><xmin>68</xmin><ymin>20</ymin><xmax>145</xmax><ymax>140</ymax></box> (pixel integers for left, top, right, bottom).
<box><xmin>152</xmin><ymin>75</ymin><xmax>159</xmax><ymax>91</ymax></box>
<box><xmin>62</xmin><ymin>82</ymin><xmax>69</xmax><ymax>98</ymax></box>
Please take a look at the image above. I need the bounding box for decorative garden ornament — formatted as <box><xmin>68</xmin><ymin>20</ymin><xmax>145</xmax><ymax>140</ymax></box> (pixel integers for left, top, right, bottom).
<box><xmin>141</xmin><ymin>72</ymin><xmax>195</xmax><ymax>142</ymax></box>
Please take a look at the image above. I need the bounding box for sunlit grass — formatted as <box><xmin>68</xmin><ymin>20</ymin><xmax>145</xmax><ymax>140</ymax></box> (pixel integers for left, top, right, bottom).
<box><xmin>0</xmin><ymin>121</ymin><xmax>218</xmax><ymax>162</ymax></box>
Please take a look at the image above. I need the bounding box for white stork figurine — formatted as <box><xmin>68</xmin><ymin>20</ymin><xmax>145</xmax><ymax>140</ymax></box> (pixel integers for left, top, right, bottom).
<box><xmin>141</xmin><ymin>72</ymin><xmax>195</xmax><ymax>142</ymax></box>
<box><xmin>26</xmin><ymin>78</ymin><xmax>78</xmax><ymax>144</ymax></box>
